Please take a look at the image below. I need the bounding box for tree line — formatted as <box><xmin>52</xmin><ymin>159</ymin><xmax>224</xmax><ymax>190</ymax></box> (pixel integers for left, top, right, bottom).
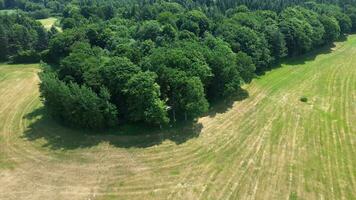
<box><xmin>0</xmin><ymin>13</ymin><xmax>52</xmax><ymax>63</ymax></box>
<box><xmin>2</xmin><ymin>0</ymin><xmax>356</xmax><ymax>129</ymax></box>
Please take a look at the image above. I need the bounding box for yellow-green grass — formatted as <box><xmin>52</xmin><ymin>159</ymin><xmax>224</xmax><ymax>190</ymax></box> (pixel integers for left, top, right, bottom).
<box><xmin>0</xmin><ymin>35</ymin><xmax>355</xmax><ymax>200</ymax></box>
<box><xmin>37</xmin><ymin>17</ymin><xmax>62</xmax><ymax>32</ymax></box>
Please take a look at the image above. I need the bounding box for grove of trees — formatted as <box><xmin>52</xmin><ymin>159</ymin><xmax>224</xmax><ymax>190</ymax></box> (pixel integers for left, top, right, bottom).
<box><xmin>0</xmin><ymin>13</ymin><xmax>50</xmax><ymax>63</ymax></box>
<box><xmin>2</xmin><ymin>0</ymin><xmax>356</xmax><ymax>129</ymax></box>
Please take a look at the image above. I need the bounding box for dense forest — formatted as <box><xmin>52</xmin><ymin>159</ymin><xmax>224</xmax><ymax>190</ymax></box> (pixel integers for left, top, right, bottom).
<box><xmin>1</xmin><ymin>0</ymin><xmax>356</xmax><ymax>129</ymax></box>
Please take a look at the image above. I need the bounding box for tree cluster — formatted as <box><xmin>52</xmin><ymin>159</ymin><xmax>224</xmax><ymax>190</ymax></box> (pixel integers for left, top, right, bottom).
<box><xmin>0</xmin><ymin>13</ymin><xmax>50</xmax><ymax>63</ymax></box>
<box><xmin>4</xmin><ymin>0</ymin><xmax>355</xmax><ymax>129</ymax></box>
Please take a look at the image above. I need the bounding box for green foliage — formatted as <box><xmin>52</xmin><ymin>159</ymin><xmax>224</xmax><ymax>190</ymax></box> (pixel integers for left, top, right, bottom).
<box><xmin>136</xmin><ymin>20</ymin><xmax>162</xmax><ymax>41</ymax></box>
<box><xmin>39</xmin><ymin>70</ymin><xmax>118</xmax><ymax>129</ymax></box>
<box><xmin>125</xmin><ymin>71</ymin><xmax>169</xmax><ymax>125</ymax></box>
<box><xmin>300</xmin><ymin>96</ymin><xmax>308</xmax><ymax>103</ymax></box>
<box><xmin>180</xmin><ymin>76</ymin><xmax>209</xmax><ymax>119</ymax></box>
<box><xmin>0</xmin><ymin>14</ymin><xmax>48</xmax><ymax>62</ymax></box>
<box><xmin>319</xmin><ymin>15</ymin><xmax>340</xmax><ymax>41</ymax></box>
<box><xmin>46</xmin><ymin>29</ymin><xmax>86</xmax><ymax>63</ymax></box>
<box><xmin>27</xmin><ymin>0</ymin><xmax>356</xmax><ymax>129</ymax></box>
<box><xmin>179</xmin><ymin>10</ymin><xmax>210</xmax><ymax>36</ymax></box>
<box><xmin>10</xmin><ymin>50</ymin><xmax>41</xmax><ymax>63</ymax></box>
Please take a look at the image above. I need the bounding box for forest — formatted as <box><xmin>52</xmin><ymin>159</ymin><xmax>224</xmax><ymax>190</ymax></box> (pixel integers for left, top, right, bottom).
<box><xmin>1</xmin><ymin>0</ymin><xmax>356</xmax><ymax>129</ymax></box>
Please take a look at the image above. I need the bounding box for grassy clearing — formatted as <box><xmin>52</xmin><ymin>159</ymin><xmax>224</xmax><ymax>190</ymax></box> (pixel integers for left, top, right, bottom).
<box><xmin>0</xmin><ymin>36</ymin><xmax>355</xmax><ymax>200</ymax></box>
<box><xmin>37</xmin><ymin>17</ymin><xmax>62</xmax><ymax>31</ymax></box>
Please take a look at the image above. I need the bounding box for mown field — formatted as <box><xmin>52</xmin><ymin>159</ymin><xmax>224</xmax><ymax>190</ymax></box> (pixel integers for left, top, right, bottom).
<box><xmin>0</xmin><ymin>35</ymin><xmax>355</xmax><ymax>200</ymax></box>
<box><xmin>37</xmin><ymin>17</ymin><xmax>62</xmax><ymax>31</ymax></box>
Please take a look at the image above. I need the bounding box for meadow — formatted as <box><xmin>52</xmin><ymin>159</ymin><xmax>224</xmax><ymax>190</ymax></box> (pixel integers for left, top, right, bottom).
<box><xmin>0</xmin><ymin>36</ymin><xmax>355</xmax><ymax>200</ymax></box>
<box><xmin>37</xmin><ymin>17</ymin><xmax>62</xmax><ymax>31</ymax></box>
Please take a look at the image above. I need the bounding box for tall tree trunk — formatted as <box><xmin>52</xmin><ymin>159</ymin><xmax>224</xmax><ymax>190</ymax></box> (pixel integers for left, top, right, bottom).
<box><xmin>173</xmin><ymin>109</ymin><xmax>176</xmax><ymax>122</ymax></box>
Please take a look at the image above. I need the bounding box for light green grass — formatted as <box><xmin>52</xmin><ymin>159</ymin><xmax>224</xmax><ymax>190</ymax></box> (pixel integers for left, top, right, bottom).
<box><xmin>37</xmin><ymin>17</ymin><xmax>62</xmax><ymax>32</ymax></box>
<box><xmin>0</xmin><ymin>36</ymin><xmax>355</xmax><ymax>200</ymax></box>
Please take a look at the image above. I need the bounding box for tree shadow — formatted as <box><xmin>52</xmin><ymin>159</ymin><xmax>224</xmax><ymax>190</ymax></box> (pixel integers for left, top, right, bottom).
<box><xmin>22</xmin><ymin>107</ymin><xmax>203</xmax><ymax>150</ymax></box>
<box><xmin>255</xmin><ymin>40</ymin><xmax>342</xmax><ymax>78</ymax></box>
<box><xmin>205</xmin><ymin>88</ymin><xmax>249</xmax><ymax>118</ymax></box>
<box><xmin>278</xmin><ymin>42</ymin><xmax>337</xmax><ymax>67</ymax></box>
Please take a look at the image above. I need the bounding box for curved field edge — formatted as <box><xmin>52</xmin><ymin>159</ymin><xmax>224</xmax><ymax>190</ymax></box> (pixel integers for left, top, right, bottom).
<box><xmin>0</xmin><ymin>36</ymin><xmax>355</xmax><ymax>200</ymax></box>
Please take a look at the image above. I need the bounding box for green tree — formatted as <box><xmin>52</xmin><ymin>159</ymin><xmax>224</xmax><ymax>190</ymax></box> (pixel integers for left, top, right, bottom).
<box><xmin>39</xmin><ymin>71</ymin><xmax>118</xmax><ymax>129</ymax></box>
<box><xmin>58</xmin><ymin>42</ymin><xmax>103</xmax><ymax>84</ymax></box>
<box><xmin>125</xmin><ymin>71</ymin><xmax>169</xmax><ymax>126</ymax></box>
<box><xmin>236</xmin><ymin>52</ymin><xmax>255</xmax><ymax>84</ymax></box>
<box><xmin>178</xmin><ymin>10</ymin><xmax>210</xmax><ymax>36</ymax></box>
<box><xmin>136</xmin><ymin>20</ymin><xmax>162</xmax><ymax>41</ymax></box>
<box><xmin>280</xmin><ymin>7</ymin><xmax>314</xmax><ymax>56</ymax></box>
<box><xmin>203</xmin><ymin>36</ymin><xmax>246</xmax><ymax>99</ymax></box>
<box><xmin>319</xmin><ymin>15</ymin><xmax>340</xmax><ymax>42</ymax></box>
<box><xmin>180</xmin><ymin>76</ymin><xmax>209</xmax><ymax>120</ymax></box>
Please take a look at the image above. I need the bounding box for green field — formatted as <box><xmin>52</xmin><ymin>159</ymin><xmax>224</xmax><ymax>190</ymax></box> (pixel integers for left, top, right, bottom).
<box><xmin>0</xmin><ymin>35</ymin><xmax>355</xmax><ymax>200</ymax></box>
<box><xmin>37</xmin><ymin>17</ymin><xmax>62</xmax><ymax>31</ymax></box>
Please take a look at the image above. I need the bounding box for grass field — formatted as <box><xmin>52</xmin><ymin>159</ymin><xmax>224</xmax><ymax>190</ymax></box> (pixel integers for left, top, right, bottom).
<box><xmin>0</xmin><ymin>35</ymin><xmax>355</xmax><ymax>200</ymax></box>
<box><xmin>37</xmin><ymin>17</ymin><xmax>62</xmax><ymax>32</ymax></box>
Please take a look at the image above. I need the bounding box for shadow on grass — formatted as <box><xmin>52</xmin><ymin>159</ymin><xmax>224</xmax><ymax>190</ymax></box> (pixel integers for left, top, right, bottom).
<box><xmin>257</xmin><ymin>42</ymin><xmax>339</xmax><ymax>76</ymax></box>
<box><xmin>282</xmin><ymin>42</ymin><xmax>340</xmax><ymax>65</ymax></box>
<box><xmin>22</xmin><ymin>107</ymin><xmax>203</xmax><ymax>150</ymax></box>
<box><xmin>205</xmin><ymin>88</ymin><xmax>249</xmax><ymax>118</ymax></box>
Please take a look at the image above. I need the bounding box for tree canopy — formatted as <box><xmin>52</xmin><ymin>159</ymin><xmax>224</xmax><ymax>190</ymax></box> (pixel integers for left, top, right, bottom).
<box><xmin>2</xmin><ymin>0</ymin><xmax>356</xmax><ymax>129</ymax></box>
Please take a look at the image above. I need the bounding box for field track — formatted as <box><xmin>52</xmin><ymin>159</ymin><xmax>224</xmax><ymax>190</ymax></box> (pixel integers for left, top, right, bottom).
<box><xmin>0</xmin><ymin>36</ymin><xmax>355</xmax><ymax>200</ymax></box>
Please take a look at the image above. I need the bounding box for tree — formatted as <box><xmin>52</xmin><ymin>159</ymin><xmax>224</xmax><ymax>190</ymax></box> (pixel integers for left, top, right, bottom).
<box><xmin>39</xmin><ymin>71</ymin><xmax>118</xmax><ymax>129</ymax></box>
<box><xmin>0</xmin><ymin>14</ymin><xmax>48</xmax><ymax>63</ymax></box>
<box><xmin>58</xmin><ymin>42</ymin><xmax>103</xmax><ymax>84</ymax></box>
<box><xmin>203</xmin><ymin>36</ymin><xmax>247</xmax><ymax>99</ymax></box>
<box><xmin>99</xmin><ymin>56</ymin><xmax>141</xmax><ymax>116</ymax></box>
<box><xmin>61</xmin><ymin>17</ymin><xmax>76</xmax><ymax>30</ymax></box>
<box><xmin>180</xmin><ymin>76</ymin><xmax>209</xmax><ymax>120</ymax></box>
<box><xmin>262</xmin><ymin>19</ymin><xmax>287</xmax><ymax>62</ymax></box>
<box><xmin>298</xmin><ymin>6</ymin><xmax>325</xmax><ymax>47</ymax></box>
<box><xmin>145</xmin><ymin>44</ymin><xmax>212</xmax><ymax>85</ymax></box>
<box><xmin>136</xmin><ymin>20</ymin><xmax>162</xmax><ymax>41</ymax></box>
<box><xmin>178</xmin><ymin>10</ymin><xmax>210</xmax><ymax>36</ymax></box>
<box><xmin>319</xmin><ymin>15</ymin><xmax>340</xmax><ymax>42</ymax></box>
<box><xmin>216</xmin><ymin>22</ymin><xmax>272</xmax><ymax>72</ymax></box>
<box><xmin>0</xmin><ymin>24</ymin><xmax>8</xmax><ymax>61</ymax></box>
<box><xmin>47</xmin><ymin>29</ymin><xmax>86</xmax><ymax>63</ymax></box>
<box><xmin>280</xmin><ymin>7</ymin><xmax>314</xmax><ymax>56</ymax></box>
<box><xmin>125</xmin><ymin>71</ymin><xmax>169</xmax><ymax>126</ymax></box>
<box><xmin>154</xmin><ymin>67</ymin><xmax>208</xmax><ymax>121</ymax></box>
<box><xmin>334</xmin><ymin>13</ymin><xmax>352</xmax><ymax>34</ymax></box>
<box><xmin>236</xmin><ymin>52</ymin><xmax>255</xmax><ymax>84</ymax></box>
<box><xmin>345</xmin><ymin>5</ymin><xmax>356</xmax><ymax>32</ymax></box>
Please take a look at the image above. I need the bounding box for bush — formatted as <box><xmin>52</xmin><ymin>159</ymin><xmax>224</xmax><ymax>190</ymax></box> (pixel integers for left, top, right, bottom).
<box><xmin>300</xmin><ymin>96</ymin><xmax>308</xmax><ymax>102</ymax></box>
<box><xmin>10</xmin><ymin>50</ymin><xmax>41</xmax><ymax>63</ymax></box>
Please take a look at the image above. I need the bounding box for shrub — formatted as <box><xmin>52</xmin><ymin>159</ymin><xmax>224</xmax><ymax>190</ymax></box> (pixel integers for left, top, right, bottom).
<box><xmin>10</xmin><ymin>50</ymin><xmax>41</xmax><ymax>63</ymax></box>
<box><xmin>300</xmin><ymin>96</ymin><xmax>308</xmax><ymax>102</ymax></box>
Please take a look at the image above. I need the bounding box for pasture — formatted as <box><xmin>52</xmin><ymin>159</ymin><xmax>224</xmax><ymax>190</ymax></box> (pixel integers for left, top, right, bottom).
<box><xmin>0</xmin><ymin>36</ymin><xmax>355</xmax><ymax>200</ymax></box>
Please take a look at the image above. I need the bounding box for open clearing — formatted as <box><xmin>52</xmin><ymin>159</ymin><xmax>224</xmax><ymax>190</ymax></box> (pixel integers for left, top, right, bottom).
<box><xmin>0</xmin><ymin>35</ymin><xmax>355</xmax><ymax>200</ymax></box>
<box><xmin>37</xmin><ymin>17</ymin><xmax>62</xmax><ymax>31</ymax></box>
